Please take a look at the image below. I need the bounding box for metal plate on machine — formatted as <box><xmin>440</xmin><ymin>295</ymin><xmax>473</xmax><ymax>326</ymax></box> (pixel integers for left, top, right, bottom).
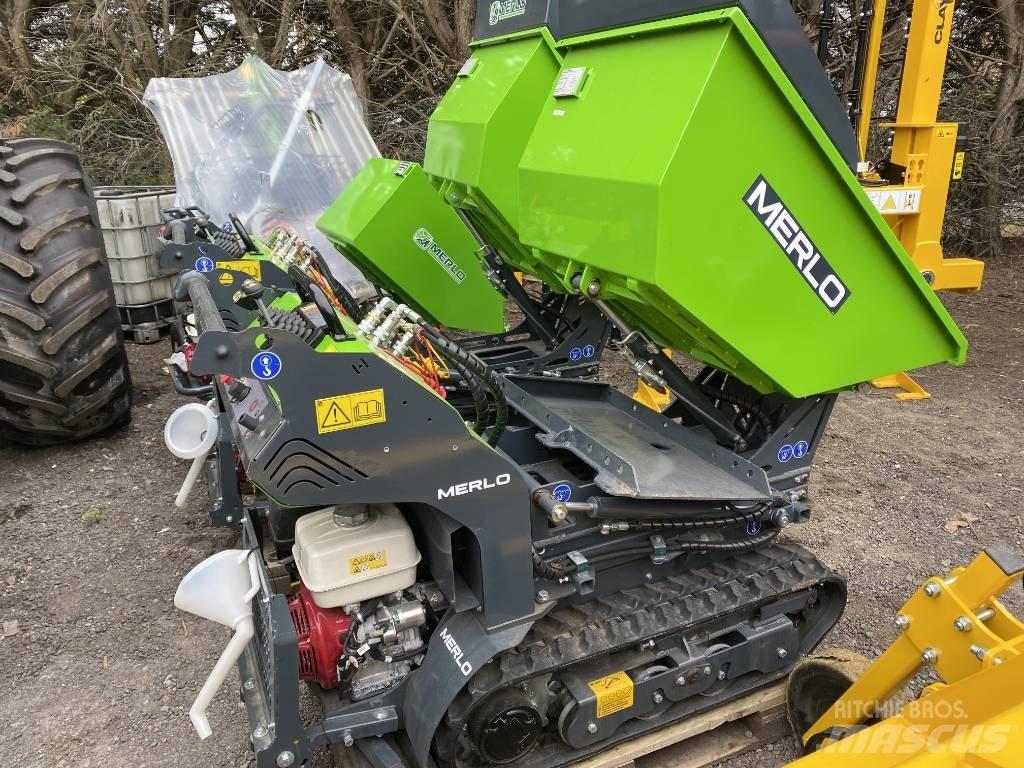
<box><xmin>502</xmin><ymin>376</ymin><xmax>771</xmax><ymax>502</ymax></box>
<box><xmin>554</xmin><ymin>67</ymin><xmax>588</xmax><ymax>98</ymax></box>
<box><xmin>223</xmin><ymin>378</ymin><xmax>284</xmax><ymax>469</ymax></box>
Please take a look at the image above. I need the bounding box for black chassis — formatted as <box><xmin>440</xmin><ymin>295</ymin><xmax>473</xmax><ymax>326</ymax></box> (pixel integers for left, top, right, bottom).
<box><xmin>175</xmin><ymin>268</ymin><xmax>841</xmax><ymax>768</ymax></box>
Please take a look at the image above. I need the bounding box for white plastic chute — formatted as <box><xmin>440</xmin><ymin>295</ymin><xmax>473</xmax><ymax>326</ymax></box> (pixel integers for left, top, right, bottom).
<box><xmin>174</xmin><ymin>549</ymin><xmax>261</xmax><ymax>739</ymax></box>
<box><xmin>143</xmin><ymin>55</ymin><xmax>379</xmax><ymax>298</ymax></box>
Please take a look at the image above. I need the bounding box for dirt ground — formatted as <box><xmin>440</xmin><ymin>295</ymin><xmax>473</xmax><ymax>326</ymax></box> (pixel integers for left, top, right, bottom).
<box><xmin>0</xmin><ymin>257</ymin><xmax>1021</xmax><ymax>768</ymax></box>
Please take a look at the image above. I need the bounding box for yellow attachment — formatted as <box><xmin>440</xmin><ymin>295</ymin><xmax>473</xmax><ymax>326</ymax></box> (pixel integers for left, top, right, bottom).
<box><xmin>881</xmin><ymin>121</ymin><xmax>984</xmax><ymax>293</ymax></box>
<box><xmin>869</xmin><ymin>0</ymin><xmax>983</xmax><ymax>293</ymax></box>
<box><xmin>869</xmin><ymin>371</ymin><xmax>931</xmax><ymax>401</ymax></box>
<box><xmin>791</xmin><ymin>651</ymin><xmax>1024</xmax><ymax>766</ymax></box>
<box><xmin>800</xmin><ymin>548</ymin><xmax>1024</xmax><ymax>752</ymax></box>
<box><xmin>633</xmin><ymin>379</ymin><xmax>672</xmax><ymax>412</ymax></box>
<box><xmin>632</xmin><ymin>349</ymin><xmax>672</xmax><ymax>411</ymax></box>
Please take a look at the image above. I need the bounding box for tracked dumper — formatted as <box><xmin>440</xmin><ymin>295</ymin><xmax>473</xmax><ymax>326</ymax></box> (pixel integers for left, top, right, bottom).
<box><xmin>165</xmin><ymin>3</ymin><xmax>966</xmax><ymax>768</ymax></box>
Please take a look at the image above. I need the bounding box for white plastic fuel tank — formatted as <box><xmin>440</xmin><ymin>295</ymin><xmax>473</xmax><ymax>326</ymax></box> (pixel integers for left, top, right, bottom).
<box><xmin>292</xmin><ymin>503</ymin><xmax>421</xmax><ymax>608</ymax></box>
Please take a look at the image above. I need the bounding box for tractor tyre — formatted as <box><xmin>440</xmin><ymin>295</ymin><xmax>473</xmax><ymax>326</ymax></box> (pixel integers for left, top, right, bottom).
<box><xmin>0</xmin><ymin>137</ymin><xmax>131</xmax><ymax>445</ymax></box>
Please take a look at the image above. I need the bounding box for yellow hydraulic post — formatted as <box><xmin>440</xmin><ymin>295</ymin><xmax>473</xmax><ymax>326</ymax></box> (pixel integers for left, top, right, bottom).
<box><xmin>792</xmin><ymin>547</ymin><xmax>1024</xmax><ymax>762</ymax></box>
<box><xmin>867</xmin><ymin>0</ymin><xmax>983</xmax><ymax>292</ymax></box>
<box><xmin>862</xmin><ymin>0</ymin><xmax>984</xmax><ymax>399</ymax></box>
<box><xmin>855</xmin><ymin>0</ymin><xmax>887</xmax><ymax>161</ymax></box>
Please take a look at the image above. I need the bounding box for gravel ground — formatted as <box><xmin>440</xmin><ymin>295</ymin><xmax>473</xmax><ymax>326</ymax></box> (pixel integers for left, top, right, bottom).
<box><xmin>0</xmin><ymin>257</ymin><xmax>1021</xmax><ymax>768</ymax></box>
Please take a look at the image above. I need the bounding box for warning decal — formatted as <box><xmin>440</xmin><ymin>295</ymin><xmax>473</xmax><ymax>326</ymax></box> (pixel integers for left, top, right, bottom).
<box><xmin>588</xmin><ymin>671</ymin><xmax>634</xmax><ymax>718</ymax></box>
<box><xmin>952</xmin><ymin>151</ymin><xmax>965</xmax><ymax>180</ymax></box>
<box><xmin>349</xmin><ymin>551</ymin><xmax>388</xmax><ymax>575</ymax></box>
<box><xmin>216</xmin><ymin>260</ymin><xmax>262</xmax><ymax>280</ymax></box>
<box><xmin>315</xmin><ymin>388</ymin><xmax>386</xmax><ymax>434</ymax></box>
<box><xmin>865</xmin><ymin>187</ymin><xmax>922</xmax><ymax>215</ymax></box>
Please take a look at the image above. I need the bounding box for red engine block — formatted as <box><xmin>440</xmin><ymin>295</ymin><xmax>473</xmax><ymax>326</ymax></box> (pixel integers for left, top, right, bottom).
<box><xmin>288</xmin><ymin>585</ymin><xmax>353</xmax><ymax>689</ymax></box>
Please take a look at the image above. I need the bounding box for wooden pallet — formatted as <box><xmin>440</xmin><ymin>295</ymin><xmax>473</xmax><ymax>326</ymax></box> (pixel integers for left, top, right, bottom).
<box><xmin>576</xmin><ymin>682</ymin><xmax>790</xmax><ymax>768</ymax></box>
<box><xmin>335</xmin><ymin>682</ymin><xmax>790</xmax><ymax>768</ymax></box>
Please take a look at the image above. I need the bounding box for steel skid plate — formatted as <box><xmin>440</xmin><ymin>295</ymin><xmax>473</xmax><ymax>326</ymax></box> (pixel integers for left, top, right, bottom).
<box><xmin>502</xmin><ymin>376</ymin><xmax>771</xmax><ymax>501</ymax></box>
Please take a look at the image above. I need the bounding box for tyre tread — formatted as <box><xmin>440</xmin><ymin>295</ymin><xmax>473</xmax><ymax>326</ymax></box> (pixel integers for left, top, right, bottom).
<box><xmin>0</xmin><ymin>137</ymin><xmax>131</xmax><ymax>445</ymax></box>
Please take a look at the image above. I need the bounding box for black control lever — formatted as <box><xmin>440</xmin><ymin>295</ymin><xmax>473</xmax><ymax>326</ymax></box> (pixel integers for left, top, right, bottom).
<box><xmin>228</xmin><ymin>212</ymin><xmax>259</xmax><ymax>254</ymax></box>
<box><xmin>233</xmin><ymin>278</ymin><xmax>275</xmax><ymax>327</ymax></box>
<box><xmin>307</xmin><ymin>283</ymin><xmax>350</xmax><ymax>341</ymax></box>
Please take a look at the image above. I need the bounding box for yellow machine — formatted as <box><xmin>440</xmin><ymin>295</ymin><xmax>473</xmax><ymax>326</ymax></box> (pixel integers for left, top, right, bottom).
<box><xmin>785</xmin><ymin>548</ymin><xmax>1024</xmax><ymax>765</ymax></box>
<box><xmin>859</xmin><ymin>0</ymin><xmax>984</xmax><ymax>399</ymax></box>
<box><xmin>857</xmin><ymin>0</ymin><xmax>983</xmax><ymax>294</ymax></box>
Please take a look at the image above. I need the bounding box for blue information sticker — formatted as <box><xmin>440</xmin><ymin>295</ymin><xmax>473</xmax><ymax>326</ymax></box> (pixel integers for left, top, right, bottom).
<box><xmin>746</xmin><ymin>520</ymin><xmax>764</xmax><ymax>535</ymax></box>
<box><xmin>251</xmin><ymin>351</ymin><xmax>282</xmax><ymax>380</ymax></box>
<box><xmin>569</xmin><ymin>347</ymin><xmax>582</xmax><ymax>361</ymax></box>
<box><xmin>195</xmin><ymin>256</ymin><xmax>215</xmax><ymax>273</ymax></box>
<box><xmin>583</xmin><ymin>344</ymin><xmax>596</xmax><ymax>358</ymax></box>
<box><xmin>552</xmin><ymin>483</ymin><xmax>572</xmax><ymax>503</ymax></box>
<box><xmin>778</xmin><ymin>444</ymin><xmax>794</xmax><ymax>463</ymax></box>
<box><xmin>793</xmin><ymin>440</ymin><xmax>809</xmax><ymax>459</ymax></box>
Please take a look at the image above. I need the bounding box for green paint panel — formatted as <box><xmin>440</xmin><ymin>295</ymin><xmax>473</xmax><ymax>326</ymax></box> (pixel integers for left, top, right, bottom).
<box><xmin>506</xmin><ymin>10</ymin><xmax>963</xmax><ymax>396</ymax></box>
<box><xmin>316</xmin><ymin>158</ymin><xmax>504</xmax><ymax>333</ymax></box>
<box><xmin>320</xmin><ymin>9</ymin><xmax>965</xmax><ymax>397</ymax></box>
<box><xmin>423</xmin><ymin>30</ymin><xmax>568</xmax><ymax>287</ymax></box>
<box><xmin>425</xmin><ymin>31</ymin><xmax>562</xmax><ymax>231</ymax></box>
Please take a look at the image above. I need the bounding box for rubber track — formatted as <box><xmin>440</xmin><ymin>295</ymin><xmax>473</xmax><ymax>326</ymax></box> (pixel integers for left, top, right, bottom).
<box><xmin>437</xmin><ymin>542</ymin><xmax>844</xmax><ymax>768</ymax></box>
<box><xmin>0</xmin><ymin>138</ymin><xmax>130</xmax><ymax>444</ymax></box>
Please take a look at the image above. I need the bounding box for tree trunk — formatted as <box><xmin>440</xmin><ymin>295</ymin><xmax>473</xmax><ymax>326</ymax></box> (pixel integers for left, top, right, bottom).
<box><xmin>980</xmin><ymin>0</ymin><xmax>1024</xmax><ymax>257</ymax></box>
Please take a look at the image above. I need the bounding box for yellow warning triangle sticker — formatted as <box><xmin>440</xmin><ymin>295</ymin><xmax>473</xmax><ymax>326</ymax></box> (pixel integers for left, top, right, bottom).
<box><xmin>881</xmin><ymin>194</ymin><xmax>897</xmax><ymax>211</ymax></box>
<box><xmin>315</xmin><ymin>389</ymin><xmax>387</xmax><ymax>435</ymax></box>
<box><xmin>321</xmin><ymin>401</ymin><xmax>351</xmax><ymax>429</ymax></box>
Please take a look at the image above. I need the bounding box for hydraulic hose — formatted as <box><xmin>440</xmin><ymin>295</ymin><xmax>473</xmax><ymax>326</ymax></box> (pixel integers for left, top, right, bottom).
<box><xmin>532</xmin><ymin>550</ymin><xmax>566</xmax><ymax>580</ymax></box>
<box><xmin>586</xmin><ymin>496</ymin><xmax>772</xmax><ymax>523</ymax></box>
<box><xmin>440</xmin><ymin>358</ymin><xmax>490</xmax><ymax>434</ymax></box>
<box><xmin>421</xmin><ymin>327</ymin><xmax>508</xmax><ymax>446</ymax></box>
<box><xmin>312</xmin><ymin>250</ymin><xmax>365</xmax><ymax>322</ymax></box>
<box><xmin>694</xmin><ymin>366</ymin><xmax>773</xmax><ymax>444</ymax></box>
<box><xmin>608</xmin><ymin>509</ymin><xmax>773</xmax><ymax>532</ymax></box>
<box><xmin>546</xmin><ymin>526</ymin><xmax>782</xmax><ymax>576</ymax></box>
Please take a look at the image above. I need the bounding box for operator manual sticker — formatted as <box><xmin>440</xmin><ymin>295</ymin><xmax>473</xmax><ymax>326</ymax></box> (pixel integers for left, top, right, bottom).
<box><xmin>315</xmin><ymin>388</ymin><xmax>387</xmax><ymax>434</ymax></box>
<box><xmin>588</xmin><ymin>671</ymin><xmax>634</xmax><ymax>718</ymax></box>
<box><xmin>743</xmin><ymin>175</ymin><xmax>851</xmax><ymax>313</ymax></box>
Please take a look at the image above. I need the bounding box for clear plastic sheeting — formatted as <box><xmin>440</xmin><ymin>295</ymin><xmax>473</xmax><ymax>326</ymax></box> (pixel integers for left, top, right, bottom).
<box><xmin>144</xmin><ymin>55</ymin><xmax>379</xmax><ymax>297</ymax></box>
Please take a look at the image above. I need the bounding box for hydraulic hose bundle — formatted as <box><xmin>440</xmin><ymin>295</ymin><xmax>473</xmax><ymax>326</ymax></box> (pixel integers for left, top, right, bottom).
<box><xmin>532</xmin><ymin>499</ymin><xmax>782</xmax><ymax>580</ymax></box>
<box><xmin>419</xmin><ymin>325</ymin><xmax>508</xmax><ymax>446</ymax></box>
